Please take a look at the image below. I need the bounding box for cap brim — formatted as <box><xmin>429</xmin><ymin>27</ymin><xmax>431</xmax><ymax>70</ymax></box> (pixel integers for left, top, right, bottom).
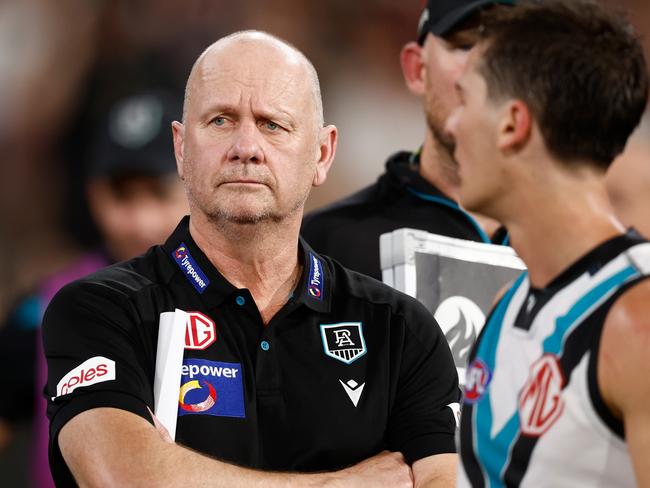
<box><xmin>430</xmin><ymin>0</ymin><xmax>515</xmax><ymax>37</ymax></box>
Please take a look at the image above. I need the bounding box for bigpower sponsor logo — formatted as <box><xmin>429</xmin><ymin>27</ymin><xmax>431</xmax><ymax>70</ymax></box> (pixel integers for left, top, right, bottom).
<box><xmin>178</xmin><ymin>359</ymin><xmax>245</xmax><ymax>418</ymax></box>
<box><xmin>55</xmin><ymin>356</ymin><xmax>115</xmax><ymax>398</ymax></box>
<box><xmin>172</xmin><ymin>242</ymin><xmax>210</xmax><ymax>294</ymax></box>
<box><xmin>308</xmin><ymin>253</ymin><xmax>324</xmax><ymax>300</ymax></box>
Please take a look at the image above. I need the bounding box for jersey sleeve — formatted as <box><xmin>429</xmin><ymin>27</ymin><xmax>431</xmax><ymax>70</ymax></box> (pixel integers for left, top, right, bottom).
<box><xmin>386</xmin><ymin>299</ymin><xmax>460</xmax><ymax>464</ymax></box>
<box><xmin>42</xmin><ymin>278</ymin><xmax>155</xmax><ymax>483</ymax></box>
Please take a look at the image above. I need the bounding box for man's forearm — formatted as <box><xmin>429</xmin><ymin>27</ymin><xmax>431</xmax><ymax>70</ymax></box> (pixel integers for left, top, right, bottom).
<box><xmin>59</xmin><ymin>408</ymin><xmax>411</xmax><ymax>488</ymax></box>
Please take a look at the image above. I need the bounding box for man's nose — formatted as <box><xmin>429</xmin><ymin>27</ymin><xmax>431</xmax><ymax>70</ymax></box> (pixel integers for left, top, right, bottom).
<box><xmin>226</xmin><ymin>121</ymin><xmax>264</xmax><ymax>164</ymax></box>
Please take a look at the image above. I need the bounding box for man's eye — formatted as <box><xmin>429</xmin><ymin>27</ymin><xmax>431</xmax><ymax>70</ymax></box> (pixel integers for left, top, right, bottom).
<box><xmin>213</xmin><ymin>117</ymin><xmax>226</xmax><ymax>126</ymax></box>
<box><xmin>265</xmin><ymin>121</ymin><xmax>279</xmax><ymax>131</ymax></box>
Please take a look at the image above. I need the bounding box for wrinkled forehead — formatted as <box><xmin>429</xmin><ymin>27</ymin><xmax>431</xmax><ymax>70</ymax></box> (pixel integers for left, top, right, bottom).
<box><xmin>189</xmin><ymin>41</ymin><xmax>313</xmax><ymax>118</ymax></box>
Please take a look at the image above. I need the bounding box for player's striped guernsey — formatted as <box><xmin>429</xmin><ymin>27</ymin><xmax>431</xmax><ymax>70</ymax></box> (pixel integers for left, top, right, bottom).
<box><xmin>458</xmin><ymin>231</ymin><xmax>650</xmax><ymax>487</ymax></box>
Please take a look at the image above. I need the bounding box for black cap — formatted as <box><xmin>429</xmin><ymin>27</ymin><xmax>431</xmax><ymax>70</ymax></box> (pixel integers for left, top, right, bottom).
<box><xmin>417</xmin><ymin>0</ymin><xmax>517</xmax><ymax>44</ymax></box>
<box><xmin>88</xmin><ymin>89</ymin><xmax>181</xmax><ymax>180</ymax></box>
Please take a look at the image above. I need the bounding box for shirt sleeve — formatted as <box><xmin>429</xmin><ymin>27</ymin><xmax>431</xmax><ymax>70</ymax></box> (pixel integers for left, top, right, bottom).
<box><xmin>42</xmin><ymin>278</ymin><xmax>155</xmax><ymax>484</ymax></box>
<box><xmin>386</xmin><ymin>299</ymin><xmax>460</xmax><ymax>464</ymax></box>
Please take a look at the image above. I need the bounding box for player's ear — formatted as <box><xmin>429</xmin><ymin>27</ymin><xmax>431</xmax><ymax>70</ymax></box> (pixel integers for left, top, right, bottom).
<box><xmin>401</xmin><ymin>41</ymin><xmax>426</xmax><ymax>96</ymax></box>
<box><xmin>172</xmin><ymin>121</ymin><xmax>186</xmax><ymax>179</ymax></box>
<box><xmin>313</xmin><ymin>125</ymin><xmax>338</xmax><ymax>187</ymax></box>
<box><xmin>498</xmin><ymin>99</ymin><xmax>531</xmax><ymax>151</ymax></box>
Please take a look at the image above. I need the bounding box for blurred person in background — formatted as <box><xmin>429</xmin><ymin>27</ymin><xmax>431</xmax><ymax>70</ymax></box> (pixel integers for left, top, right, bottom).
<box><xmin>302</xmin><ymin>0</ymin><xmax>516</xmax><ymax>281</ymax></box>
<box><xmin>606</xmin><ymin>112</ymin><xmax>650</xmax><ymax>237</ymax></box>
<box><xmin>0</xmin><ymin>87</ymin><xmax>188</xmax><ymax>487</ymax></box>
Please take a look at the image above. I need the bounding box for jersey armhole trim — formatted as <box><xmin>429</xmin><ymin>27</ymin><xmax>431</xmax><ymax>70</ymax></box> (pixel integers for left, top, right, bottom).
<box><xmin>586</xmin><ymin>275</ymin><xmax>650</xmax><ymax>440</ymax></box>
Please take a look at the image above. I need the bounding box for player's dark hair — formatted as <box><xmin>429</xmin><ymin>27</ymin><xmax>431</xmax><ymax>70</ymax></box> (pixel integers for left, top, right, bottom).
<box><xmin>478</xmin><ymin>0</ymin><xmax>648</xmax><ymax>168</ymax></box>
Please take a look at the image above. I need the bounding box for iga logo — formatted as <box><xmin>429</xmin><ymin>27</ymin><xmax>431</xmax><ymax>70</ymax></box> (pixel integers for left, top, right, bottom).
<box><xmin>55</xmin><ymin>356</ymin><xmax>115</xmax><ymax>398</ymax></box>
<box><xmin>519</xmin><ymin>354</ymin><xmax>565</xmax><ymax>437</ymax></box>
<box><xmin>185</xmin><ymin>312</ymin><xmax>216</xmax><ymax>350</ymax></box>
<box><xmin>464</xmin><ymin>359</ymin><xmax>491</xmax><ymax>404</ymax></box>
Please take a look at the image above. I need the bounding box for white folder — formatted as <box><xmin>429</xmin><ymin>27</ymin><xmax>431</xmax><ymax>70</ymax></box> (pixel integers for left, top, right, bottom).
<box><xmin>153</xmin><ymin>309</ymin><xmax>187</xmax><ymax>440</ymax></box>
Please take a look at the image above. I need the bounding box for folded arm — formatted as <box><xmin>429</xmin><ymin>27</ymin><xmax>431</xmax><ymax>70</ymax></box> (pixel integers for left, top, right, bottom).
<box><xmin>58</xmin><ymin>407</ymin><xmax>413</xmax><ymax>488</ymax></box>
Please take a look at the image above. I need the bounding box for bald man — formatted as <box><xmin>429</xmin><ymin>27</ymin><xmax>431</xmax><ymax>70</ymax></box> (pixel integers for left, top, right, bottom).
<box><xmin>42</xmin><ymin>31</ymin><xmax>460</xmax><ymax>487</ymax></box>
<box><xmin>606</xmin><ymin>112</ymin><xmax>650</xmax><ymax>237</ymax></box>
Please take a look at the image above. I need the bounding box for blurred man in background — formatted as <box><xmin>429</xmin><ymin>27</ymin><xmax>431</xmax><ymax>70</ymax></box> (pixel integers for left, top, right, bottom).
<box><xmin>606</xmin><ymin>112</ymin><xmax>650</xmax><ymax>237</ymax></box>
<box><xmin>0</xmin><ymin>87</ymin><xmax>188</xmax><ymax>487</ymax></box>
<box><xmin>302</xmin><ymin>0</ymin><xmax>515</xmax><ymax>281</ymax></box>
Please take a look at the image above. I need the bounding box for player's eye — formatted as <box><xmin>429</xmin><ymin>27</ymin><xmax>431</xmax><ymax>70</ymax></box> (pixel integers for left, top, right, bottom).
<box><xmin>213</xmin><ymin>117</ymin><xmax>226</xmax><ymax>126</ymax></box>
<box><xmin>265</xmin><ymin>121</ymin><xmax>279</xmax><ymax>131</ymax></box>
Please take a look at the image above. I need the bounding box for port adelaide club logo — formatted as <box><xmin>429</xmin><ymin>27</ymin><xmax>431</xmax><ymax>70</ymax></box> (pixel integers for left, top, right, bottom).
<box><xmin>320</xmin><ymin>322</ymin><xmax>367</xmax><ymax>364</ymax></box>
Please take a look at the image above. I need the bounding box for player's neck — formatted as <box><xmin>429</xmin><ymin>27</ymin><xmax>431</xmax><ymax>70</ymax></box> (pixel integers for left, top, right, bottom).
<box><xmin>189</xmin><ymin>212</ymin><xmax>303</xmax><ymax>323</ymax></box>
<box><xmin>504</xmin><ymin>179</ymin><xmax>625</xmax><ymax>289</ymax></box>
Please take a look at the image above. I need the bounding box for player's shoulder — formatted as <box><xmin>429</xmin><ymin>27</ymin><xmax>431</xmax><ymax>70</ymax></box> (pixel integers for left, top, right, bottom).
<box><xmin>604</xmin><ymin>276</ymin><xmax>650</xmax><ymax>347</ymax></box>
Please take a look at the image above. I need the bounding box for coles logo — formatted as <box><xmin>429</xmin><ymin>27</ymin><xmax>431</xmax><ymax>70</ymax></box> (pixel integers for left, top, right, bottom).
<box><xmin>464</xmin><ymin>358</ymin><xmax>491</xmax><ymax>404</ymax></box>
<box><xmin>174</xmin><ymin>246</ymin><xmax>187</xmax><ymax>260</ymax></box>
<box><xmin>55</xmin><ymin>356</ymin><xmax>116</xmax><ymax>398</ymax></box>
<box><xmin>185</xmin><ymin>312</ymin><xmax>216</xmax><ymax>350</ymax></box>
<box><xmin>519</xmin><ymin>354</ymin><xmax>565</xmax><ymax>437</ymax></box>
<box><xmin>179</xmin><ymin>379</ymin><xmax>217</xmax><ymax>412</ymax></box>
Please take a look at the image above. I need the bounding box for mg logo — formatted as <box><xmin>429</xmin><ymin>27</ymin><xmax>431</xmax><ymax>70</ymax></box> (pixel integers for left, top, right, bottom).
<box><xmin>185</xmin><ymin>312</ymin><xmax>216</xmax><ymax>350</ymax></box>
<box><xmin>519</xmin><ymin>354</ymin><xmax>565</xmax><ymax>436</ymax></box>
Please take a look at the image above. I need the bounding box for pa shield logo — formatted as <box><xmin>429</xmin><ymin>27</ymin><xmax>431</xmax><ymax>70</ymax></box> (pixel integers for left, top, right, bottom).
<box><xmin>464</xmin><ymin>358</ymin><xmax>491</xmax><ymax>404</ymax></box>
<box><xmin>320</xmin><ymin>322</ymin><xmax>367</xmax><ymax>364</ymax></box>
<box><xmin>178</xmin><ymin>359</ymin><xmax>245</xmax><ymax>418</ymax></box>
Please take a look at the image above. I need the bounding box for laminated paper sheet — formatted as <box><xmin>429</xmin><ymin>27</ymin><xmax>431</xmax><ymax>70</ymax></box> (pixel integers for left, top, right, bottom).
<box><xmin>154</xmin><ymin>309</ymin><xmax>187</xmax><ymax>440</ymax></box>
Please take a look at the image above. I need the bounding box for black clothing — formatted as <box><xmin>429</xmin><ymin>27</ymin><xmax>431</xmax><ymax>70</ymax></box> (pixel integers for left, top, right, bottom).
<box><xmin>43</xmin><ymin>216</ymin><xmax>459</xmax><ymax>486</ymax></box>
<box><xmin>302</xmin><ymin>151</ymin><xmax>506</xmax><ymax>280</ymax></box>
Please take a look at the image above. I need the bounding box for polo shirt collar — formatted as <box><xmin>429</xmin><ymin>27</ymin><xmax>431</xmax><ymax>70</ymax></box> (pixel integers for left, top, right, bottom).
<box><xmin>162</xmin><ymin>216</ymin><xmax>332</xmax><ymax>313</ymax></box>
<box><xmin>294</xmin><ymin>237</ymin><xmax>332</xmax><ymax>313</ymax></box>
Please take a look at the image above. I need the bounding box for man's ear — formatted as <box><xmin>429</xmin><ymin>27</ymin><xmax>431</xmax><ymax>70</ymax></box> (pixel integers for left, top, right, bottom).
<box><xmin>171</xmin><ymin>121</ymin><xmax>185</xmax><ymax>179</ymax></box>
<box><xmin>312</xmin><ymin>125</ymin><xmax>338</xmax><ymax>188</ymax></box>
<box><xmin>400</xmin><ymin>41</ymin><xmax>426</xmax><ymax>96</ymax></box>
<box><xmin>498</xmin><ymin>99</ymin><xmax>532</xmax><ymax>151</ymax></box>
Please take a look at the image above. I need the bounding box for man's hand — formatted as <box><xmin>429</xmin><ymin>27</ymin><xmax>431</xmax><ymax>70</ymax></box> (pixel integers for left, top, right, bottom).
<box><xmin>331</xmin><ymin>451</ymin><xmax>413</xmax><ymax>488</ymax></box>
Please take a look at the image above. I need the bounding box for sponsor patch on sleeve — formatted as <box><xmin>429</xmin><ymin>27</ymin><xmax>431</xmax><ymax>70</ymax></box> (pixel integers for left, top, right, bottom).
<box><xmin>178</xmin><ymin>359</ymin><xmax>245</xmax><ymax>418</ymax></box>
<box><xmin>55</xmin><ymin>356</ymin><xmax>116</xmax><ymax>399</ymax></box>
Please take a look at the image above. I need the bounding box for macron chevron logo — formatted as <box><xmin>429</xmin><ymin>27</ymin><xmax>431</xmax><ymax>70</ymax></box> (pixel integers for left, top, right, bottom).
<box><xmin>339</xmin><ymin>379</ymin><xmax>365</xmax><ymax>407</ymax></box>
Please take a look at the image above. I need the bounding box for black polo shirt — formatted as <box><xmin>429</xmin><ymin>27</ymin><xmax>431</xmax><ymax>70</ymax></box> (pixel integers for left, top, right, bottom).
<box><xmin>302</xmin><ymin>151</ymin><xmax>508</xmax><ymax>280</ymax></box>
<box><xmin>43</xmin><ymin>216</ymin><xmax>459</xmax><ymax>486</ymax></box>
